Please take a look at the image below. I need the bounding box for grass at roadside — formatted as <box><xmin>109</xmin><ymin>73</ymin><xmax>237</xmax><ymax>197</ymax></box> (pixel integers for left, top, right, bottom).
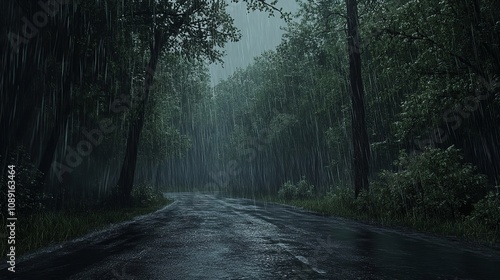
<box><xmin>0</xmin><ymin>196</ymin><xmax>171</xmax><ymax>259</ymax></box>
<box><xmin>258</xmin><ymin>195</ymin><xmax>499</xmax><ymax>247</ymax></box>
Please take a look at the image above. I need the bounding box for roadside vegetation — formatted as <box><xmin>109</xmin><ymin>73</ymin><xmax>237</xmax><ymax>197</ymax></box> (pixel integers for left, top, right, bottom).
<box><xmin>269</xmin><ymin>147</ymin><xmax>500</xmax><ymax>245</ymax></box>
<box><xmin>0</xmin><ymin>183</ymin><xmax>169</xmax><ymax>259</ymax></box>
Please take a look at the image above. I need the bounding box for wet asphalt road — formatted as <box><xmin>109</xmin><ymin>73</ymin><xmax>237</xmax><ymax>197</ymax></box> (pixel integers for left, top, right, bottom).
<box><xmin>1</xmin><ymin>192</ymin><xmax>500</xmax><ymax>280</ymax></box>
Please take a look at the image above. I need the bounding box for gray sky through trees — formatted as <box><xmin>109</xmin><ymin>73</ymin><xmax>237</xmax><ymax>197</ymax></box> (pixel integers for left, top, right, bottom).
<box><xmin>209</xmin><ymin>1</ymin><xmax>299</xmax><ymax>86</ymax></box>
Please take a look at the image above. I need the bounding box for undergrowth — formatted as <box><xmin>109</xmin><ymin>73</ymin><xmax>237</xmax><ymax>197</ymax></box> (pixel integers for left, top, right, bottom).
<box><xmin>270</xmin><ymin>147</ymin><xmax>500</xmax><ymax>246</ymax></box>
<box><xmin>0</xmin><ymin>184</ymin><xmax>170</xmax><ymax>259</ymax></box>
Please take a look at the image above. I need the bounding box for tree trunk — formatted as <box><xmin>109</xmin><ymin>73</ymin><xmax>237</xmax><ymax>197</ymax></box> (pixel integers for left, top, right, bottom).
<box><xmin>38</xmin><ymin>89</ymin><xmax>71</xmax><ymax>184</ymax></box>
<box><xmin>38</xmin><ymin>23</ymin><xmax>82</xmax><ymax>187</ymax></box>
<box><xmin>116</xmin><ymin>30</ymin><xmax>163</xmax><ymax>204</ymax></box>
<box><xmin>346</xmin><ymin>0</ymin><xmax>370</xmax><ymax>198</ymax></box>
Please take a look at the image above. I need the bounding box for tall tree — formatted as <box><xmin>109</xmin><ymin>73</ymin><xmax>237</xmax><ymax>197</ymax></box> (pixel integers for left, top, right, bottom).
<box><xmin>345</xmin><ymin>0</ymin><xmax>370</xmax><ymax>198</ymax></box>
<box><xmin>116</xmin><ymin>1</ymin><xmax>236</xmax><ymax>203</ymax></box>
<box><xmin>116</xmin><ymin>0</ymin><xmax>285</xmax><ymax>203</ymax></box>
<box><xmin>116</xmin><ymin>29</ymin><xmax>165</xmax><ymax>204</ymax></box>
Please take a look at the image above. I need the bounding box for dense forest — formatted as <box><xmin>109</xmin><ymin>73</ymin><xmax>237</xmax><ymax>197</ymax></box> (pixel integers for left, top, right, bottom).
<box><xmin>1</xmin><ymin>0</ymin><xmax>499</xmax><ymax>257</ymax></box>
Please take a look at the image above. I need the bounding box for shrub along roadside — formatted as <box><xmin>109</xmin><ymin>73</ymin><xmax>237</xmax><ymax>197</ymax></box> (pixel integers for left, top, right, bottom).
<box><xmin>266</xmin><ymin>194</ymin><xmax>499</xmax><ymax>246</ymax></box>
<box><xmin>0</xmin><ymin>186</ymin><xmax>170</xmax><ymax>260</ymax></box>
<box><xmin>269</xmin><ymin>147</ymin><xmax>500</xmax><ymax>245</ymax></box>
<box><xmin>277</xmin><ymin>176</ymin><xmax>315</xmax><ymax>200</ymax></box>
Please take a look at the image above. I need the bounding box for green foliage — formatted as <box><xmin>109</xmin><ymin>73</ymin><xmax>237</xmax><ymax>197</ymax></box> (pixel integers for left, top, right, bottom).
<box><xmin>0</xmin><ymin>199</ymin><xmax>170</xmax><ymax>259</ymax></box>
<box><xmin>104</xmin><ymin>183</ymin><xmax>167</xmax><ymax>208</ymax></box>
<box><xmin>325</xmin><ymin>186</ymin><xmax>373</xmax><ymax>217</ymax></box>
<box><xmin>326</xmin><ymin>186</ymin><xmax>352</xmax><ymax>207</ymax></box>
<box><xmin>325</xmin><ymin>186</ymin><xmax>352</xmax><ymax>213</ymax></box>
<box><xmin>467</xmin><ymin>187</ymin><xmax>500</xmax><ymax>231</ymax></box>
<box><xmin>0</xmin><ymin>147</ymin><xmax>53</xmax><ymax>214</ymax></box>
<box><xmin>131</xmin><ymin>184</ymin><xmax>166</xmax><ymax>207</ymax></box>
<box><xmin>201</xmin><ymin>2</ymin><xmax>355</xmax><ymax>193</ymax></box>
<box><xmin>277</xmin><ymin>181</ymin><xmax>296</xmax><ymax>200</ymax></box>
<box><xmin>273</xmin><ymin>193</ymin><xmax>498</xmax><ymax>244</ymax></box>
<box><xmin>376</xmin><ymin>146</ymin><xmax>487</xmax><ymax>220</ymax></box>
<box><xmin>368</xmin><ymin>0</ymin><xmax>500</xmax><ymax>143</ymax></box>
<box><xmin>278</xmin><ymin>177</ymin><xmax>315</xmax><ymax>200</ymax></box>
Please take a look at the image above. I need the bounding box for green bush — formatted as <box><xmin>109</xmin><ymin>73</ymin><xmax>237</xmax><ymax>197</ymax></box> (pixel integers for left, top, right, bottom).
<box><xmin>295</xmin><ymin>177</ymin><xmax>315</xmax><ymax>198</ymax></box>
<box><xmin>326</xmin><ymin>186</ymin><xmax>373</xmax><ymax>216</ymax></box>
<box><xmin>278</xmin><ymin>177</ymin><xmax>315</xmax><ymax>200</ymax></box>
<box><xmin>467</xmin><ymin>187</ymin><xmax>500</xmax><ymax>231</ymax></box>
<box><xmin>0</xmin><ymin>146</ymin><xmax>53</xmax><ymax>214</ymax></box>
<box><xmin>326</xmin><ymin>186</ymin><xmax>353</xmax><ymax>207</ymax></box>
<box><xmin>277</xmin><ymin>180</ymin><xmax>296</xmax><ymax>200</ymax></box>
<box><xmin>131</xmin><ymin>183</ymin><xmax>165</xmax><ymax>207</ymax></box>
<box><xmin>375</xmin><ymin>146</ymin><xmax>487</xmax><ymax>220</ymax></box>
<box><xmin>104</xmin><ymin>183</ymin><xmax>165</xmax><ymax>207</ymax></box>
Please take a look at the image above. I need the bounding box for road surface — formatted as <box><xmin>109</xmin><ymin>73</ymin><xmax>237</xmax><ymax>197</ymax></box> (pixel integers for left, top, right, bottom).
<box><xmin>1</xmin><ymin>192</ymin><xmax>499</xmax><ymax>279</ymax></box>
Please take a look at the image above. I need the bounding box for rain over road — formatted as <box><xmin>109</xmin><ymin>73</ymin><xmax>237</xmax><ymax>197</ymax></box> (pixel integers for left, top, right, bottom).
<box><xmin>2</xmin><ymin>192</ymin><xmax>499</xmax><ymax>280</ymax></box>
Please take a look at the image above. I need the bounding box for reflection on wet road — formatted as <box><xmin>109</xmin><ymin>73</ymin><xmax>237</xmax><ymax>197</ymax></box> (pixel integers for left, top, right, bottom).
<box><xmin>2</xmin><ymin>192</ymin><xmax>499</xmax><ymax>279</ymax></box>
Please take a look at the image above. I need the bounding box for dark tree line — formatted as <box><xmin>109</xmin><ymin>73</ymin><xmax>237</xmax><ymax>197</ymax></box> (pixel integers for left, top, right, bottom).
<box><xmin>167</xmin><ymin>0</ymin><xmax>500</xmax><ymax>203</ymax></box>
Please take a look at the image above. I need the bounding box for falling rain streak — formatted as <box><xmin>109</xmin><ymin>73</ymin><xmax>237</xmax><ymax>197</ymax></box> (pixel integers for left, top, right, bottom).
<box><xmin>0</xmin><ymin>0</ymin><xmax>499</xmax><ymax>279</ymax></box>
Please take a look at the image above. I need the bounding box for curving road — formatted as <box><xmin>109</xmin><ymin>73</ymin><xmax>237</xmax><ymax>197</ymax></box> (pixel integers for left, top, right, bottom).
<box><xmin>1</xmin><ymin>192</ymin><xmax>500</xmax><ymax>279</ymax></box>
